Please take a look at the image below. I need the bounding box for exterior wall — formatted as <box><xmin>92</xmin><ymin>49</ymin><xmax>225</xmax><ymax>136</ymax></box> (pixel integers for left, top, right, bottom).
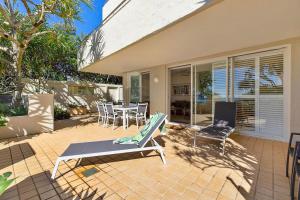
<box><xmin>0</xmin><ymin>94</ymin><xmax>54</xmax><ymax>139</ymax></box>
<box><xmin>79</xmin><ymin>0</ymin><xmax>300</xmax><ymax>75</ymax></box>
<box><xmin>79</xmin><ymin>0</ymin><xmax>211</xmax><ymax>70</ymax></box>
<box><xmin>102</xmin><ymin>0</ymin><xmax>125</xmax><ymax>20</ymax></box>
<box><xmin>124</xmin><ymin>65</ymin><xmax>167</xmax><ymax>115</ymax></box>
<box><xmin>149</xmin><ymin>66</ymin><xmax>167</xmax><ymax>114</ymax></box>
<box><xmin>22</xmin><ymin>79</ymin><xmax>123</xmax><ymax>112</ymax></box>
<box><xmin>124</xmin><ymin>37</ymin><xmax>300</xmax><ymax>141</ymax></box>
<box><xmin>291</xmin><ymin>39</ymin><xmax>300</xmax><ymax>133</ymax></box>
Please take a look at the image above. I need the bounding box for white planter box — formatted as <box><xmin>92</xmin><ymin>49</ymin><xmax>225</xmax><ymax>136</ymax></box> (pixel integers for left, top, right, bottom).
<box><xmin>0</xmin><ymin>94</ymin><xmax>54</xmax><ymax>139</ymax></box>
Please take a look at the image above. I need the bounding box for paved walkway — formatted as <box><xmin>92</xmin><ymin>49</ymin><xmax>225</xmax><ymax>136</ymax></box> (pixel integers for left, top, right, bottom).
<box><xmin>0</xmin><ymin>118</ymin><xmax>290</xmax><ymax>200</ymax></box>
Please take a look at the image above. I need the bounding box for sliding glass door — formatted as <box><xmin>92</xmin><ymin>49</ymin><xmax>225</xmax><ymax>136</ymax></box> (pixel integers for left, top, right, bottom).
<box><xmin>232</xmin><ymin>51</ymin><xmax>284</xmax><ymax>138</ymax></box>
<box><xmin>192</xmin><ymin>49</ymin><xmax>286</xmax><ymax>139</ymax></box>
<box><xmin>129</xmin><ymin>74</ymin><xmax>141</xmax><ymax>103</ymax></box>
<box><xmin>128</xmin><ymin>72</ymin><xmax>151</xmax><ymax>106</ymax></box>
<box><xmin>192</xmin><ymin>61</ymin><xmax>227</xmax><ymax>126</ymax></box>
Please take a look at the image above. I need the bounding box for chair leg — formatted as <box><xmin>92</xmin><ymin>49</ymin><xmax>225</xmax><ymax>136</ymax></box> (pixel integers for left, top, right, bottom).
<box><xmin>298</xmin><ymin>177</ymin><xmax>300</xmax><ymax>200</ymax></box>
<box><xmin>287</xmin><ymin>149</ymin><xmax>291</xmax><ymax>177</ymax></box>
<box><xmin>136</xmin><ymin>117</ymin><xmax>139</xmax><ymax>129</ymax></box>
<box><xmin>75</xmin><ymin>158</ymin><xmax>82</xmax><ymax>167</ymax></box>
<box><xmin>103</xmin><ymin>117</ymin><xmax>106</xmax><ymax>127</ymax></box>
<box><xmin>98</xmin><ymin>115</ymin><xmax>100</xmax><ymax>125</ymax></box>
<box><xmin>193</xmin><ymin>133</ymin><xmax>197</xmax><ymax>147</ymax></box>
<box><xmin>51</xmin><ymin>158</ymin><xmax>61</xmax><ymax>180</ymax></box>
<box><xmin>112</xmin><ymin>116</ymin><xmax>115</xmax><ymax>130</ymax></box>
<box><xmin>222</xmin><ymin>139</ymin><xmax>226</xmax><ymax>155</ymax></box>
<box><xmin>291</xmin><ymin>161</ymin><xmax>296</xmax><ymax>199</ymax></box>
<box><xmin>159</xmin><ymin>148</ymin><xmax>167</xmax><ymax>165</ymax></box>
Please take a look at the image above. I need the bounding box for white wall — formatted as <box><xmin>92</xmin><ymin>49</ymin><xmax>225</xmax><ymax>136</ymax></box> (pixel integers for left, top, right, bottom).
<box><xmin>102</xmin><ymin>0</ymin><xmax>125</xmax><ymax>20</ymax></box>
<box><xmin>0</xmin><ymin>94</ymin><xmax>54</xmax><ymax>139</ymax></box>
<box><xmin>149</xmin><ymin>66</ymin><xmax>167</xmax><ymax>114</ymax></box>
<box><xmin>80</xmin><ymin>0</ymin><xmax>300</xmax><ymax>75</ymax></box>
<box><xmin>79</xmin><ymin>0</ymin><xmax>209</xmax><ymax>70</ymax></box>
<box><xmin>23</xmin><ymin>79</ymin><xmax>123</xmax><ymax>112</ymax></box>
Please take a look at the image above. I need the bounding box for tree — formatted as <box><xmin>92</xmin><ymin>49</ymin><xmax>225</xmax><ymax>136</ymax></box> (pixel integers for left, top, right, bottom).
<box><xmin>22</xmin><ymin>28</ymin><xmax>122</xmax><ymax>92</ymax></box>
<box><xmin>0</xmin><ymin>0</ymin><xmax>91</xmax><ymax>105</ymax></box>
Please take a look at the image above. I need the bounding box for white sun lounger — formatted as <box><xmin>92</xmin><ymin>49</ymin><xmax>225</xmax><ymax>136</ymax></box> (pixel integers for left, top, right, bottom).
<box><xmin>51</xmin><ymin>113</ymin><xmax>167</xmax><ymax>179</ymax></box>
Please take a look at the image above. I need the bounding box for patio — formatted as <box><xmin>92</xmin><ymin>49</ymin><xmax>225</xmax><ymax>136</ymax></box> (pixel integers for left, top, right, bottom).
<box><xmin>0</xmin><ymin>116</ymin><xmax>290</xmax><ymax>200</ymax></box>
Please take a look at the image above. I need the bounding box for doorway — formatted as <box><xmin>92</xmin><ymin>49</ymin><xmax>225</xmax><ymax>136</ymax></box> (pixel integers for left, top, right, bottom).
<box><xmin>169</xmin><ymin>66</ymin><xmax>191</xmax><ymax>124</ymax></box>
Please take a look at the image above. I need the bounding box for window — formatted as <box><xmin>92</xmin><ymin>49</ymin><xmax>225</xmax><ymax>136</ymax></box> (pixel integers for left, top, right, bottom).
<box><xmin>130</xmin><ymin>75</ymin><xmax>140</xmax><ymax>102</ymax></box>
<box><xmin>230</xmin><ymin>50</ymin><xmax>285</xmax><ymax>137</ymax></box>
<box><xmin>69</xmin><ymin>86</ymin><xmax>95</xmax><ymax>95</ymax></box>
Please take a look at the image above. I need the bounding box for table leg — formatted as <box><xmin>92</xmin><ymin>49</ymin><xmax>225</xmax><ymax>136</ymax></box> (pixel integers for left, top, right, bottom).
<box><xmin>123</xmin><ymin>110</ymin><xmax>126</xmax><ymax>130</ymax></box>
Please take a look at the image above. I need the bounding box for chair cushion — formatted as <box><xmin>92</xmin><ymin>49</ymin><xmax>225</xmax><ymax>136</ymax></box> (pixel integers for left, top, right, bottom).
<box><xmin>113</xmin><ymin>113</ymin><xmax>165</xmax><ymax>145</ymax></box>
<box><xmin>198</xmin><ymin>125</ymin><xmax>233</xmax><ymax>139</ymax></box>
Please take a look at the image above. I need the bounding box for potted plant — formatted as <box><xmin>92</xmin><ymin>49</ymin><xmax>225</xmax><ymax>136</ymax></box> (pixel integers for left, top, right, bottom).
<box><xmin>54</xmin><ymin>106</ymin><xmax>71</xmax><ymax>120</ymax></box>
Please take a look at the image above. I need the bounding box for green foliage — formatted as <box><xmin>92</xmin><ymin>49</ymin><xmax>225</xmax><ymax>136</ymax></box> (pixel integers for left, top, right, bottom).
<box><xmin>197</xmin><ymin>71</ymin><xmax>212</xmax><ymax>97</ymax></box>
<box><xmin>0</xmin><ymin>103</ymin><xmax>10</xmax><ymax>115</ymax></box>
<box><xmin>54</xmin><ymin>106</ymin><xmax>71</xmax><ymax>120</ymax></box>
<box><xmin>0</xmin><ymin>103</ymin><xmax>28</xmax><ymax>117</ymax></box>
<box><xmin>0</xmin><ymin>115</ymin><xmax>7</xmax><ymax>127</ymax></box>
<box><xmin>0</xmin><ymin>172</ymin><xmax>15</xmax><ymax>196</ymax></box>
<box><xmin>9</xmin><ymin>106</ymin><xmax>27</xmax><ymax>116</ymax></box>
<box><xmin>22</xmin><ymin>27</ymin><xmax>122</xmax><ymax>85</ymax></box>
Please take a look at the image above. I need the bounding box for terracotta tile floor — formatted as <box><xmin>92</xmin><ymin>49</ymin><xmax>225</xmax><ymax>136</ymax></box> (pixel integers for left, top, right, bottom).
<box><xmin>0</xmin><ymin>116</ymin><xmax>290</xmax><ymax>200</ymax></box>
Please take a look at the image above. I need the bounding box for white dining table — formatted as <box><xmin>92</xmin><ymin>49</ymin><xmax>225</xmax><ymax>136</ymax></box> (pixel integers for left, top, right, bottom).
<box><xmin>113</xmin><ymin>105</ymin><xmax>138</xmax><ymax>130</ymax></box>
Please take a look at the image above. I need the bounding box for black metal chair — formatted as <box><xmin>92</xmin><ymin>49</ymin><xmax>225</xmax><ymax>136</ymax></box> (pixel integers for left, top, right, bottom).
<box><xmin>286</xmin><ymin>133</ymin><xmax>300</xmax><ymax>177</ymax></box>
<box><xmin>193</xmin><ymin>101</ymin><xmax>237</xmax><ymax>155</ymax></box>
<box><xmin>290</xmin><ymin>141</ymin><xmax>300</xmax><ymax>200</ymax></box>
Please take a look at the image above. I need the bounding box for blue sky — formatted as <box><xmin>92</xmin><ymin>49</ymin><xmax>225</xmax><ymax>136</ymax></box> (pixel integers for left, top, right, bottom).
<box><xmin>75</xmin><ymin>0</ymin><xmax>107</xmax><ymax>36</ymax></box>
<box><xmin>2</xmin><ymin>0</ymin><xmax>107</xmax><ymax>36</ymax></box>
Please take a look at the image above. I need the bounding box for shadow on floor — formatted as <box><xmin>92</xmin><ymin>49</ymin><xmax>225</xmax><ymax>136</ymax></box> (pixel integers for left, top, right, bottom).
<box><xmin>0</xmin><ymin>171</ymin><xmax>105</xmax><ymax>200</ymax></box>
<box><xmin>54</xmin><ymin>114</ymin><xmax>98</xmax><ymax>131</ymax></box>
<box><xmin>165</xmin><ymin>127</ymin><xmax>258</xmax><ymax>191</ymax></box>
<box><xmin>0</xmin><ymin>142</ymin><xmax>35</xmax><ymax>171</ymax></box>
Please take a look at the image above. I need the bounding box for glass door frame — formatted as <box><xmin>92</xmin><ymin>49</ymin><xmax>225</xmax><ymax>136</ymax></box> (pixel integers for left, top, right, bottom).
<box><xmin>141</xmin><ymin>71</ymin><xmax>150</xmax><ymax>102</ymax></box>
<box><xmin>191</xmin><ymin>59</ymin><xmax>228</xmax><ymax>126</ymax></box>
<box><xmin>127</xmin><ymin>72</ymin><xmax>141</xmax><ymax>103</ymax></box>
<box><xmin>167</xmin><ymin>64</ymin><xmax>193</xmax><ymax>125</ymax></box>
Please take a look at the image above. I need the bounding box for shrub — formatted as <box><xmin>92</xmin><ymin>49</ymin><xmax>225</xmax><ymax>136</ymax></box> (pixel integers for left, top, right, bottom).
<box><xmin>9</xmin><ymin>106</ymin><xmax>27</xmax><ymax>116</ymax></box>
<box><xmin>0</xmin><ymin>103</ymin><xmax>28</xmax><ymax>117</ymax></box>
<box><xmin>54</xmin><ymin>106</ymin><xmax>70</xmax><ymax>120</ymax></box>
<box><xmin>0</xmin><ymin>103</ymin><xmax>9</xmax><ymax>116</ymax></box>
<box><xmin>0</xmin><ymin>115</ymin><xmax>7</xmax><ymax>127</ymax></box>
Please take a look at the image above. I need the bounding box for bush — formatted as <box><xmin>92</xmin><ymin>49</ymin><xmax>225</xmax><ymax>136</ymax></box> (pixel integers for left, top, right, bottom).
<box><xmin>0</xmin><ymin>103</ymin><xmax>28</xmax><ymax>117</ymax></box>
<box><xmin>0</xmin><ymin>115</ymin><xmax>7</xmax><ymax>127</ymax></box>
<box><xmin>54</xmin><ymin>106</ymin><xmax>70</xmax><ymax>120</ymax></box>
<box><xmin>0</xmin><ymin>103</ymin><xmax>9</xmax><ymax>115</ymax></box>
<box><xmin>9</xmin><ymin>105</ymin><xmax>27</xmax><ymax>116</ymax></box>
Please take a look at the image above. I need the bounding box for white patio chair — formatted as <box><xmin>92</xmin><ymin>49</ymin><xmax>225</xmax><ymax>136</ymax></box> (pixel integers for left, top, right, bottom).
<box><xmin>105</xmin><ymin>103</ymin><xmax>121</xmax><ymax>130</ymax></box>
<box><xmin>131</xmin><ymin>103</ymin><xmax>148</xmax><ymax>129</ymax></box>
<box><xmin>96</xmin><ymin>102</ymin><xmax>107</xmax><ymax>126</ymax></box>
